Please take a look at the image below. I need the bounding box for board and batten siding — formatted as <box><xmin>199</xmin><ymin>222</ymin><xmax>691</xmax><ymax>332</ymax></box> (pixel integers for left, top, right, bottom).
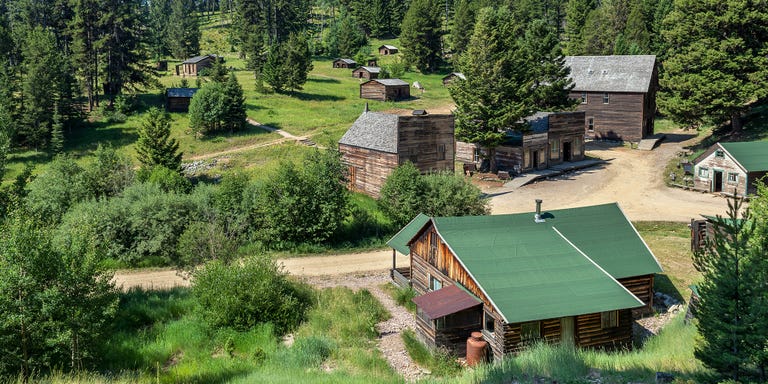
<box><xmin>339</xmin><ymin>143</ymin><xmax>398</xmax><ymax>198</ymax></box>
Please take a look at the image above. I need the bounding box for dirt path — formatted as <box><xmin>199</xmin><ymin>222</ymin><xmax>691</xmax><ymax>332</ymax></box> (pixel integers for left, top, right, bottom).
<box><xmin>185</xmin><ymin>118</ymin><xmax>308</xmax><ymax>161</ymax></box>
<box><xmin>490</xmin><ymin>132</ymin><xmax>728</xmax><ymax>221</ymax></box>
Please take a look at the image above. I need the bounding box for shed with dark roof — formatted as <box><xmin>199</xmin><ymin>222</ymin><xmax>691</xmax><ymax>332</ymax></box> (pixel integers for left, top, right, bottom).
<box><xmin>352</xmin><ymin>66</ymin><xmax>381</xmax><ymax>80</ymax></box>
<box><xmin>692</xmin><ymin>141</ymin><xmax>768</xmax><ymax>196</ymax></box>
<box><xmin>360</xmin><ymin>78</ymin><xmax>410</xmax><ymax>101</ymax></box>
<box><xmin>388</xmin><ymin>202</ymin><xmax>662</xmax><ymax>359</ymax></box>
<box><xmin>564</xmin><ymin>55</ymin><xmax>657</xmax><ymax>142</ymax></box>
<box><xmin>378</xmin><ymin>44</ymin><xmax>399</xmax><ymax>55</ymax></box>
<box><xmin>339</xmin><ymin>110</ymin><xmax>455</xmax><ymax>197</ymax></box>
<box><xmin>175</xmin><ymin>54</ymin><xmax>222</xmax><ymax>76</ymax></box>
<box><xmin>165</xmin><ymin>88</ymin><xmax>199</xmax><ymax>112</ymax></box>
<box><xmin>333</xmin><ymin>58</ymin><xmax>357</xmax><ymax>69</ymax></box>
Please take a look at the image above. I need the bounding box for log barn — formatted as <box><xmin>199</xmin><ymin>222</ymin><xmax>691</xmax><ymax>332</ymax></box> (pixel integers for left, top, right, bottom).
<box><xmin>564</xmin><ymin>55</ymin><xmax>657</xmax><ymax>142</ymax></box>
<box><xmin>352</xmin><ymin>66</ymin><xmax>381</xmax><ymax>80</ymax></box>
<box><xmin>165</xmin><ymin>87</ymin><xmax>199</xmax><ymax>112</ymax></box>
<box><xmin>175</xmin><ymin>54</ymin><xmax>220</xmax><ymax>76</ymax></box>
<box><xmin>360</xmin><ymin>79</ymin><xmax>410</xmax><ymax>101</ymax></box>
<box><xmin>378</xmin><ymin>44</ymin><xmax>399</xmax><ymax>55</ymax></box>
<box><xmin>333</xmin><ymin>58</ymin><xmax>357</xmax><ymax>69</ymax></box>
<box><xmin>387</xmin><ymin>202</ymin><xmax>663</xmax><ymax>360</ymax></box>
<box><xmin>338</xmin><ymin>109</ymin><xmax>455</xmax><ymax>197</ymax></box>
<box><xmin>456</xmin><ymin>111</ymin><xmax>585</xmax><ymax>174</ymax></box>
<box><xmin>692</xmin><ymin>141</ymin><xmax>768</xmax><ymax>197</ymax></box>
<box><xmin>441</xmin><ymin>72</ymin><xmax>465</xmax><ymax>86</ymax></box>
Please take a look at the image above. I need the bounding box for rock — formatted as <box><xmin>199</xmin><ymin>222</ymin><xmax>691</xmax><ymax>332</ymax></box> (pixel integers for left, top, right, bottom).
<box><xmin>588</xmin><ymin>368</ymin><xmax>601</xmax><ymax>379</ymax></box>
<box><xmin>656</xmin><ymin>371</ymin><xmax>674</xmax><ymax>384</ymax></box>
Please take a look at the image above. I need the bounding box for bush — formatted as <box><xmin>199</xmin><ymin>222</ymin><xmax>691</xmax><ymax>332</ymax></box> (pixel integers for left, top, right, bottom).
<box><xmin>192</xmin><ymin>256</ymin><xmax>313</xmax><ymax>334</ymax></box>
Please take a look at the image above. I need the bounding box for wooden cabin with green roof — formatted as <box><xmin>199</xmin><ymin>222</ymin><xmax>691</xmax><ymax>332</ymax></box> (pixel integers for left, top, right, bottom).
<box><xmin>387</xmin><ymin>202</ymin><xmax>662</xmax><ymax>359</ymax></box>
<box><xmin>693</xmin><ymin>141</ymin><xmax>768</xmax><ymax>196</ymax></box>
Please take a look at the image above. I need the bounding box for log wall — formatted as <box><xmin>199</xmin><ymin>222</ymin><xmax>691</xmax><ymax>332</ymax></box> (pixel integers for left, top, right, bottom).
<box><xmin>352</xmin><ymin>68</ymin><xmax>378</xmax><ymax>79</ymax></box>
<box><xmin>575</xmin><ymin>309</ymin><xmax>633</xmax><ymax>350</ymax></box>
<box><xmin>339</xmin><ymin>143</ymin><xmax>398</xmax><ymax>198</ymax></box>
<box><xmin>617</xmin><ymin>274</ymin><xmax>654</xmax><ymax>314</ymax></box>
<box><xmin>166</xmin><ymin>97</ymin><xmax>192</xmax><ymax>112</ymax></box>
<box><xmin>360</xmin><ymin>82</ymin><xmax>410</xmax><ymax>101</ymax></box>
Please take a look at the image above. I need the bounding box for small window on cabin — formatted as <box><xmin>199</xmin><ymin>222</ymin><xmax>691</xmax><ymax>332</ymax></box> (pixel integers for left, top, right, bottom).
<box><xmin>715</xmin><ymin>150</ymin><xmax>724</xmax><ymax>157</ymax></box>
<box><xmin>483</xmin><ymin>310</ymin><xmax>495</xmax><ymax>334</ymax></box>
<box><xmin>437</xmin><ymin>144</ymin><xmax>446</xmax><ymax>160</ymax></box>
<box><xmin>429</xmin><ymin>275</ymin><xmax>442</xmax><ymax>291</ymax></box>
<box><xmin>520</xmin><ymin>321</ymin><xmax>541</xmax><ymax>342</ymax></box>
<box><xmin>581</xmin><ymin>92</ymin><xmax>587</xmax><ymax>104</ymax></box>
<box><xmin>435</xmin><ymin>317</ymin><xmax>446</xmax><ymax>330</ymax></box>
<box><xmin>473</xmin><ymin>147</ymin><xmax>481</xmax><ymax>162</ymax></box>
<box><xmin>698</xmin><ymin>167</ymin><xmax>709</xmax><ymax>178</ymax></box>
<box><xmin>550</xmin><ymin>140</ymin><xmax>560</xmax><ymax>160</ymax></box>
<box><xmin>601</xmin><ymin>311</ymin><xmax>619</xmax><ymax>329</ymax></box>
<box><xmin>728</xmin><ymin>172</ymin><xmax>738</xmax><ymax>184</ymax></box>
<box><xmin>602</xmin><ymin>93</ymin><xmax>610</xmax><ymax>104</ymax></box>
<box><xmin>587</xmin><ymin>118</ymin><xmax>594</xmax><ymax>132</ymax></box>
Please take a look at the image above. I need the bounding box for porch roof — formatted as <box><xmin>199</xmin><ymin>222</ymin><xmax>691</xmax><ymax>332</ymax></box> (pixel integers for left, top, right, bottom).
<box><xmin>412</xmin><ymin>284</ymin><xmax>482</xmax><ymax>319</ymax></box>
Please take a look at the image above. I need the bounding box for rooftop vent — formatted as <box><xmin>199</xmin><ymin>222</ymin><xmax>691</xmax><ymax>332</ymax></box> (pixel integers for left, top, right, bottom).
<box><xmin>602</xmin><ymin>69</ymin><xmax>608</xmax><ymax>74</ymax></box>
<box><xmin>534</xmin><ymin>199</ymin><xmax>546</xmax><ymax>223</ymax></box>
<box><xmin>412</xmin><ymin>109</ymin><xmax>428</xmax><ymax>116</ymax></box>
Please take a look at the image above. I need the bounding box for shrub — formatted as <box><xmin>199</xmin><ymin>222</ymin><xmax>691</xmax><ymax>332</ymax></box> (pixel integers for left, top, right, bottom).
<box><xmin>192</xmin><ymin>256</ymin><xmax>313</xmax><ymax>334</ymax></box>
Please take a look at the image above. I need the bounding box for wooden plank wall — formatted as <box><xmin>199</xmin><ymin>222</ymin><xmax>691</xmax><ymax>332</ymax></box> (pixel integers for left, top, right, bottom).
<box><xmin>575</xmin><ymin>309</ymin><xmax>632</xmax><ymax>350</ymax></box>
<box><xmin>360</xmin><ymin>82</ymin><xmax>387</xmax><ymax>101</ymax></box>
<box><xmin>397</xmin><ymin>114</ymin><xmax>455</xmax><ymax>173</ymax></box>
<box><xmin>166</xmin><ymin>97</ymin><xmax>191</xmax><ymax>112</ymax></box>
<box><xmin>339</xmin><ymin>143</ymin><xmax>398</xmax><ymax>198</ymax></box>
<box><xmin>617</xmin><ymin>274</ymin><xmax>654</xmax><ymax>314</ymax></box>
<box><xmin>455</xmin><ymin>141</ymin><xmax>479</xmax><ymax>164</ymax></box>
<box><xmin>387</xmin><ymin>85</ymin><xmax>410</xmax><ymax>101</ymax></box>
<box><xmin>572</xmin><ymin>91</ymin><xmax>647</xmax><ymax>142</ymax></box>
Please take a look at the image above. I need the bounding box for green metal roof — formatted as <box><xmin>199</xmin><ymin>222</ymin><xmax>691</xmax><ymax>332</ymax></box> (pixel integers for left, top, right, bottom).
<box><xmin>720</xmin><ymin>141</ymin><xmax>768</xmax><ymax>172</ymax></box>
<box><xmin>393</xmin><ymin>203</ymin><xmax>661</xmax><ymax>324</ymax></box>
<box><xmin>387</xmin><ymin>213</ymin><xmax>431</xmax><ymax>255</ymax></box>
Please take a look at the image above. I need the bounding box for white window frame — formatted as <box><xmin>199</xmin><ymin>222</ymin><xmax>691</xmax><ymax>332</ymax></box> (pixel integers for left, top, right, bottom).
<box><xmin>698</xmin><ymin>167</ymin><xmax>709</xmax><ymax>178</ymax></box>
<box><xmin>727</xmin><ymin>172</ymin><xmax>738</xmax><ymax>184</ymax></box>
<box><xmin>581</xmin><ymin>92</ymin><xmax>587</xmax><ymax>104</ymax></box>
<box><xmin>602</xmin><ymin>92</ymin><xmax>610</xmax><ymax>104</ymax></box>
<box><xmin>587</xmin><ymin>117</ymin><xmax>594</xmax><ymax>132</ymax></box>
<box><xmin>429</xmin><ymin>274</ymin><xmax>442</xmax><ymax>291</ymax></box>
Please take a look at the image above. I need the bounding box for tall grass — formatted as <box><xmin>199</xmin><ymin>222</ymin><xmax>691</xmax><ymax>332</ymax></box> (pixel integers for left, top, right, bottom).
<box><xmin>402</xmin><ymin>329</ymin><xmax>462</xmax><ymax>377</ymax></box>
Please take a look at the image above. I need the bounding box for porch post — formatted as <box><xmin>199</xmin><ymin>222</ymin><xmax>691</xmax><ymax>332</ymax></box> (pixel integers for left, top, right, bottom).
<box><xmin>391</xmin><ymin>249</ymin><xmax>396</xmax><ymax>279</ymax></box>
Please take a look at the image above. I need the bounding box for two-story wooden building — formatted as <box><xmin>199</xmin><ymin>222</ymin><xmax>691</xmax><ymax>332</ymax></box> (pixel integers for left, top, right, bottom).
<box><xmin>456</xmin><ymin>111</ymin><xmax>585</xmax><ymax>174</ymax></box>
<box><xmin>388</xmin><ymin>202</ymin><xmax>662</xmax><ymax>359</ymax></box>
<box><xmin>692</xmin><ymin>141</ymin><xmax>768</xmax><ymax>196</ymax></box>
<box><xmin>338</xmin><ymin>109</ymin><xmax>455</xmax><ymax>197</ymax></box>
<box><xmin>564</xmin><ymin>55</ymin><xmax>657</xmax><ymax>143</ymax></box>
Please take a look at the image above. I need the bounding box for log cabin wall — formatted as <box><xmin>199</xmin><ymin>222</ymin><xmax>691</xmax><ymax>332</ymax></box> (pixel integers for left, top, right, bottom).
<box><xmin>617</xmin><ymin>274</ymin><xmax>654</xmax><ymax>314</ymax></box>
<box><xmin>386</xmin><ymin>85</ymin><xmax>410</xmax><ymax>101</ymax></box>
<box><xmin>339</xmin><ymin>143</ymin><xmax>398</xmax><ymax>198</ymax></box>
<box><xmin>360</xmin><ymin>82</ymin><xmax>387</xmax><ymax>101</ymax></box>
<box><xmin>575</xmin><ymin>309</ymin><xmax>632</xmax><ymax>349</ymax></box>
<box><xmin>571</xmin><ymin>91</ymin><xmax>648</xmax><ymax>142</ymax></box>
<box><xmin>693</xmin><ymin>146</ymin><xmax>750</xmax><ymax>196</ymax></box>
<box><xmin>352</xmin><ymin>68</ymin><xmax>378</xmax><ymax>79</ymax></box>
<box><xmin>166</xmin><ymin>97</ymin><xmax>192</xmax><ymax>112</ymax></box>
<box><xmin>397</xmin><ymin>115</ymin><xmax>455</xmax><ymax>173</ymax></box>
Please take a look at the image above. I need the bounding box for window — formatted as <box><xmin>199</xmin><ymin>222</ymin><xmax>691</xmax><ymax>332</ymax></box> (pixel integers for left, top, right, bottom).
<box><xmin>473</xmin><ymin>147</ymin><xmax>481</xmax><ymax>162</ymax></box>
<box><xmin>484</xmin><ymin>310</ymin><xmax>495</xmax><ymax>333</ymax></box>
<box><xmin>581</xmin><ymin>92</ymin><xmax>587</xmax><ymax>104</ymax></box>
<box><xmin>429</xmin><ymin>275</ymin><xmax>442</xmax><ymax>291</ymax></box>
<box><xmin>587</xmin><ymin>117</ymin><xmax>594</xmax><ymax>132</ymax></box>
<box><xmin>698</xmin><ymin>167</ymin><xmax>709</xmax><ymax>178</ymax></box>
<box><xmin>550</xmin><ymin>140</ymin><xmax>560</xmax><ymax>160</ymax></box>
<box><xmin>715</xmin><ymin>150</ymin><xmax>724</xmax><ymax>157</ymax></box>
<box><xmin>524</xmin><ymin>150</ymin><xmax>531</xmax><ymax>168</ymax></box>
<box><xmin>727</xmin><ymin>172</ymin><xmax>738</xmax><ymax>184</ymax></box>
<box><xmin>601</xmin><ymin>311</ymin><xmax>619</xmax><ymax>329</ymax></box>
<box><xmin>437</xmin><ymin>144</ymin><xmax>446</xmax><ymax>160</ymax></box>
<box><xmin>521</xmin><ymin>322</ymin><xmax>541</xmax><ymax>342</ymax></box>
<box><xmin>602</xmin><ymin>92</ymin><xmax>610</xmax><ymax>104</ymax></box>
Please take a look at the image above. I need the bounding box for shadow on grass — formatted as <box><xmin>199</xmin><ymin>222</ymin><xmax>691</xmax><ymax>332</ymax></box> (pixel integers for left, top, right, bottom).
<box><xmin>292</xmin><ymin>92</ymin><xmax>345</xmax><ymax>102</ymax></box>
<box><xmin>197</xmin><ymin>124</ymin><xmax>273</xmax><ymax>142</ymax></box>
<box><xmin>65</xmin><ymin>120</ymin><xmax>139</xmax><ymax>154</ymax></box>
<box><xmin>655</xmin><ymin>273</ymin><xmax>685</xmax><ymax>302</ymax></box>
<box><xmin>308</xmin><ymin>77</ymin><xmax>341</xmax><ymax>84</ymax></box>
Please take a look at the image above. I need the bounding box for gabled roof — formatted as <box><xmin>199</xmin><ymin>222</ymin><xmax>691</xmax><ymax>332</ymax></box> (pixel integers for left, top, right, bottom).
<box><xmin>365</xmin><ymin>78</ymin><xmax>409</xmax><ymax>87</ymax></box>
<box><xmin>338</xmin><ymin>111</ymin><xmax>400</xmax><ymax>153</ymax></box>
<box><xmin>442</xmin><ymin>72</ymin><xmax>466</xmax><ymax>81</ymax></box>
<box><xmin>392</xmin><ymin>203</ymin><xmax>661</xmax><ymax>324</ymax></box>
<box><xmin>564</xmin><ymin>55</ymin><xmax>656</xmax><ymax>93</ymax></box>
<box><xmin>387</xmin><ymin>213</ymin><xmax>431</xmax><ymax>254</ymax></box>
<box><xmin>379</xmin><ymin>45</ymin><xmax>398</xmax><ymax>50</ymax></box>
<box><xmin>183</xmin><ymin>54</ymin><xmax>215</xmax><ymax>64</ymax></box>
<box><xmin>354</xmin><ymin>66</ymin><xmax>381</xmax><ymax>74</ymax></box>
<box><xmin>412</xmin><ymin>285</ymin><xmax>482</xmax><ymax>319</ymax></box>
<box><xmin>166</xmin><ymin>88</ymin><xmax>199</xmax><ymax>98</ymax></box>
<box><xmin>335</xmin><ymin>58</ymin><xmax>357</xmax><ymax>64</ymax></box>
<box><xmin>718</xmin><ymin>142</ymin><xmax>768</xmax><ymax>172</ymax></box>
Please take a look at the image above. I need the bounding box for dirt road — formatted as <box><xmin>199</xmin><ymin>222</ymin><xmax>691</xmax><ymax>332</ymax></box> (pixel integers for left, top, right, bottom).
<box><xmin>490</xmin><ymin>132</ymin><xmax>729</xmax><ymax>221</ymax></box>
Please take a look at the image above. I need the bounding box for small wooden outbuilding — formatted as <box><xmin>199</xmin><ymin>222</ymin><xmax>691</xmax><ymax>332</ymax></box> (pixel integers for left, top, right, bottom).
<box><xmin>175</xmin><ymin>54</ymin><xmax>221</xmax><ymax>76</ymax></box>
<box><xmin>378</xmin><ymin>45</ymin><xmax>399</xmax><ymax>55</ymax></box>
<box><xmin>165</xmin><ymin>88</ymin><xmax>199</xmax><ymax>112</ymax></box>
<box><xmin>360</xmin><ymin>79</ymin><xmax>410</xmax><ymax>101</ymax></box>
<box><xmin>692</xmin><ymin>141</ymin><xmax>768</xmax><ymax>196</ymax></box>
<box><xmin>333</xmin><ymin>58</ymin><xmax>357</xmax><ymax>69</ymax></box>
<box><xmin>442</xmin><ymin>72</ymin><xmax>466</xmax><ymax>86</ymax></box>
<box><xmin>388</xmin><ymin>202</ymin><xmax>663</xmax><ymax>359</ymax></box>
<box><xmin>352</xmin><ymin>66</ymin><xmax>381</xmax><ymax>80</ymax></box>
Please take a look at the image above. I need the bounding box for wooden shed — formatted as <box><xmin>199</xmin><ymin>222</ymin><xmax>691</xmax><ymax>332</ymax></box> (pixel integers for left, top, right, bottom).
<box><xmin>564</xmin><ymin>55</ymin><xmax>657</xmax><ymax>142</ymax></box>
<box><xmin>692</xmin><ymin>141</ymin><xmax>768</xmax><ymax>196</ymax></box>
<box><xmin>388</xmin><ymin>202</ymin><xmax>663</xmax><ymax>360</ymax></box>
<box><xmin>333</xmin><ymin>58</ymin><xmax>357</xmax><ymax>69</ymax></box>
<box><xmin>456</xmin><ymin>111</ymin><xmax>585</xmax><ymax>174</ymax></box>
<box><xmin>175</xmin><ymin>54</ymin><xmax>220</xmax><ymax>76</ymax></box>
<box><xmin>352</xmin><ymin>66</ymin><xmax>381</xmax><ymax>80</ymax></box>
<box><xmin>165</xmin><ymin>87</ymin><xmax>199</xmax><ymax>112</ymax></box>
<box><xmin>360</xmin><ymin>79</ymin><xmax>410</xmax><ymax>101</ymax></box>
<box><xmin>442</xmin><ymin>72</ymin><xmax>466</xmax><ymax>86</ymax></box>
<box><xmin>338</xmin><ymin>109</ymin><xmax>455</xmax><ymax>197</ymax></box>
<box><xmin>378</xmin><ymin>45</ymin><xmax>399</xmax><ymax>55</ymax></box>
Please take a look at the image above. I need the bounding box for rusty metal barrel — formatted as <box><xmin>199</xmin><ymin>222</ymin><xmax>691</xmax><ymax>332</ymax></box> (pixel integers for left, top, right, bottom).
<box><xmin>466</xmin><ymin>331</ymin><xmax>487</xmax><ymax>366</ymax></box>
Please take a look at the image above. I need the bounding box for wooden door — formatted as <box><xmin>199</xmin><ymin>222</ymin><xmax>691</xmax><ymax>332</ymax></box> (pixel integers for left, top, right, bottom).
<box><xmin>561</xmin><ymin>317</ymin><xmax>575</xmax><ymax>346</ymax></box>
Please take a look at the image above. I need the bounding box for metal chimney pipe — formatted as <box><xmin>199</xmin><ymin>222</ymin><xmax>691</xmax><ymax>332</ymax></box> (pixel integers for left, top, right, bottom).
<box><xmin>534</xmin><ymin>199</ymin><xmax>545</xmax><ymax>223</ymax></box>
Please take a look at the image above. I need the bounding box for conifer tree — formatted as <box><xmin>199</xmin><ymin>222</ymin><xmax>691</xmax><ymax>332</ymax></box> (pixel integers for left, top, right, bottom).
<box><xmin>167</xmin><ymin>0</ymin><xmax>201</xmax><ymax>59</ymax></box>
<box><xmin>49</xmin><ymin>105</ymin><xmax>64</xmax><ymax>155</ymax></box>
<box><xmin>223</xmin><ymin>73</ymin><xmax>246</xmax><ymax>133</ymax></box>
<box><xmin>135</xmin><ymin>108</ymin><xmax>182</xmax><ymax>172</ymax></box>
<box><xmin>564</xmin><ymin>0</ymin><xmax>596</xmax><ymax>55</ymax></box>
<box><xmin>400</xmin><ymin>0</ymin><xmax>443</xmax><ymax>73</ymax></box>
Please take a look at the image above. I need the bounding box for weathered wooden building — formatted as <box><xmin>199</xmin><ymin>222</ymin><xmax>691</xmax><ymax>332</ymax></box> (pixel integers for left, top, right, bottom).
<box><xmin>378</xmin><ymin>45</ymin><xmax>399</xmax><ymax>55</ymax></box>
<box><xmin>442</xmin><ymin>72</ymin><xmax>465</xmax><ymax>86</ymax></box>
<box><xmin>692</xmin><ymin>141</ymin><xmax>768</xmax><ymax>196</ymax></box>
<box><xmin>352</xmin><ymin>66</ymin><xmax>381</xmax><ymax>80</ymax></box>
<box><xmin>564</xmin><ymin>55</ymin><xmax>657</xmax><ymax>142</ymax></box>
<box><xmin>175</xmin><ymin>54</ymin><xmax>221</xmax><ymax>76</ymax></box>
<box><xmin>333</xmin><ymin>58</ymin><xmax>357</xmax><ymax>69</ymax></box>
<box><xmin>165</xmin><ymin>88</ymin><xmax>199</xmax><ymax>112</ymax></box>
<box><xmin>388</xmin><ymin>202</ymin><xmax>663</xmax><ymax>359</ymax></box>
<box><xmin>360</xmin><ymin>79</ymin><xmax>410</xmax><ymax>101</ymax></box>
<box><xmin>456</xmin><ymin>111</ymin><xmax>585</xmax><ymax>174</ymax></box>
<box><xmin>338</xmin><ymin>109</ymin><xmax>455</xmax><ymax>197</ymax></box>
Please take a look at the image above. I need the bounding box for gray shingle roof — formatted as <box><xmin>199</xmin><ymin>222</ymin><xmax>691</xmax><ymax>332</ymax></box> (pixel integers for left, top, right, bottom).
<box><xmin>380</xmin><ymin>45</ymin><xmax>398</xmax><ymax>50</ymax></box>
<box><xmin>338</xmin><ymin>112</ymin><xmax>400</xmax><ymax>153</ymax></box>
<box><xmin>335</xmin><ymin>58</ymin><xmax>357</xmax><ymax>64</ymax></box>
<box><xmin>166</xmin><ymin>88</ymin><xmax>199</xmax><ymax>98</ymax></box>
<box><xmin>370</xmin><ymin>78</ymin><xmax>409</xmax><ymax>86</ymax></box>
<box><xmin>183</xmin><ymin>55</ymin><xmax>215</xmax><ymax>64</ymax></box>
<box><xmin>355</xmin><ymin>66</ymin><xmax>381</xmax><ymax>73</ymax></box>
<box><xmin>564</xmin><ymin>55</ymin><xmax>656</xmax><ymax>93</ymax></box>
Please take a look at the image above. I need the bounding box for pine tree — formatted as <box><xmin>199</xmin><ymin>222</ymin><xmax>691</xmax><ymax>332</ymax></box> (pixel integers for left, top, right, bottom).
<box><xmin>135</xmin><ymin>107</ymin><xmax>182</xmax><ymax>172</ymax></box>
<box><xmin>659</xmin><ymin>0</ymin><xmax>768</xmax><ymax>132</ymax></box>
<box><xmin>49</xmin><ymin>105</ymin><xmax>64</xmax><ymax>155</ymax></box>
<box><xmin>622</xmin><ymin>0</ymin><xmax>650</xmax><ymax>54</ymax></box>
<box><xmin>564</xmin><ymin>0</ymin><xmax>596</xmax><ymax>55</ymax></box>
<box><xmin>20</xmin><ymin>27</ymin><xmax>63</xmax><ymax>150</ymax></box>
<box><xmin>222</xmin><ymin>73</ymin><xmax>246</xmax><ymax>133</ymax></box>
<box><xmin>167</xmin><ymin>0</ymin><xmax>201</xmax><ymax>59</ymax></box>
<box><xmin>400</xmin><ymin>0</ymin><xmax>443</xmax><ymax>73</ymax></box>
<box><xmin>450</xmin><ymin>0</ymin><xmax>477</xmax><ymax>57</ymax></box>
<box><xmin>147</xmin><ymin>0</ymin><xmax>171</xmax><ymax>59</ymax></box>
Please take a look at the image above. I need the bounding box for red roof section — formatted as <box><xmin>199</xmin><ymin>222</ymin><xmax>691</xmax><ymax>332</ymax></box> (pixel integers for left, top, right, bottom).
<box><xmin>412</xmin><ymin>285</ymin><xmax>482</xmax><ymax>319</ymax></box>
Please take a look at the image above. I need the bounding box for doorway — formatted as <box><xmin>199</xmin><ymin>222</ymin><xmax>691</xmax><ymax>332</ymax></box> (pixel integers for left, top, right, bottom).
<box><xmin>713</xmin><ymin>171</ymin><xmax>723</xmax><ymax>192</ymax></box>
<box><xmin>532</xmin><ymin>150</ymin><xmax>539</xmax><ymax>168</ymax></box>
<box><xmin>561</xmin><ymin>317</ymin><xmax>575</xmax><ymax>346</ymax></box>
<box><xmin>563</xmin><ymin>142</ymin><xmax>572</xmax><ymax>162</ymax></box>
